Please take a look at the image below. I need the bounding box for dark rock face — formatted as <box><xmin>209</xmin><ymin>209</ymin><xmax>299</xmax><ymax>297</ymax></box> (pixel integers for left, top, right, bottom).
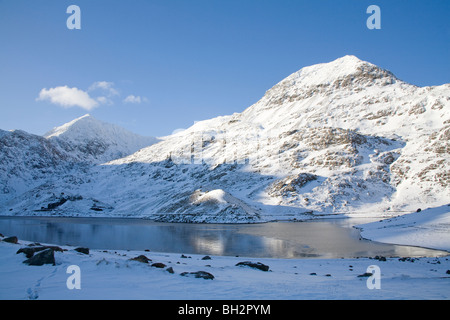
<box><xmin>23</xmin><ymin>248</ymin><xmax>55</xmax><ymax>266</ymax></box>
<box><xmin>46</xmin><ymin>197</ymin><xmax>68</xmax><ymax>210</ymax></box>
<box><xmin>268</xmin><ymin>173</ymin><xmax>318</xmax><ymax>197</ymax></box>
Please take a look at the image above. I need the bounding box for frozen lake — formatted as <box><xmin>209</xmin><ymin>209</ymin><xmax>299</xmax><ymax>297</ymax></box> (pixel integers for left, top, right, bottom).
<box><xmin>0</xmin><ymin>216</ymin><xmax>447</xmax><ymax>259</ymax></box>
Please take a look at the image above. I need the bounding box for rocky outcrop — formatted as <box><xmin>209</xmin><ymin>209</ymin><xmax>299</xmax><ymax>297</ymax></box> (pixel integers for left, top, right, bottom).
<box><xmin>2</xmin><ymin>236</ymin><xmax>18</xmax><ymax>244</ymax></box>
<box><xmin>23</xmin><ymin>248</ymin><xmax>55</xmax><ymax>266</ymax></box>
<box><xmin>180</xmin><ymin>271</ymin><xmax>215</xmax><ymax>280</ymax></box>
<box><xmin>235</xmin><ymin>261</ymin><xmax>270</xmax><ymax>271</ymax></box>
<box><xmin>17</xmin><ymin>245</ymin><xmax>63</xmax><ymax>258</ymax></box>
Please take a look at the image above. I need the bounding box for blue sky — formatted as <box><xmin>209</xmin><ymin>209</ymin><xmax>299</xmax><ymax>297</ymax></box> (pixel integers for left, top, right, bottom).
<box><xmin>0</xmin><ymin>0</ymin><xmax>449</xmax><ymax>137</ymax></box>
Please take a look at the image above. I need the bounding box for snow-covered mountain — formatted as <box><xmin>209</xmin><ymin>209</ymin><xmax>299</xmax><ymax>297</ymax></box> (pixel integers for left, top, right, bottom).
<box><xmin>45</xmin><ymin>114</ymin><xmax>159</xmax><ymax>163</ymax></box>
<box><xmin>0</xmin><ymin>129</ymin><xmax>72</xmax><ymax>203</ymax></box>
<box><xmin>1</xmin><ymin>56</ymin><xmax>449</xmax><ymax>222</ymax></box>
<box><xmin>0</xmin><ymin>115</ymin><xmax>157</xmax><ymax>209</ymax></box>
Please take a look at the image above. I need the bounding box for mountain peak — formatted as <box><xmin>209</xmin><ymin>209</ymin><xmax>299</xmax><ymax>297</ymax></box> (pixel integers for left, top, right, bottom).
<box><xmin>287</xmin><ymin>55</ymin><xmax>395</xmax><ymax>87</ymax></box>
<box><xmin>77</xmin><ymin>113</ymin><xmax>92</xmax><ymax>120</ymax></box>
<box><xmin>43</xmin><ymin>115</ymin><xmax>158</xmax><ymax>163</ymax></box>
<box><xmin>44</xmin><ymin>114</ymin><xmax>97</xmax><ymax>139</ymax></box>
<box><xmin>333</xmin><ymin>54</ymin><xmax>364</xmax><ymax>64</ymax></box>
<box><xmin>260</xmin><ymin>55</ymin><xmax>398</xmax><ymax>105</ymax></box>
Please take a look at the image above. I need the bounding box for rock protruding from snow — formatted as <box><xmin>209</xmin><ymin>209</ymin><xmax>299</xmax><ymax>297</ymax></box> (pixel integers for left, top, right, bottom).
<box><xmin>23</xmin><ymin>248</ymin><xmax>56</xmax><ymax>266</ymax></box>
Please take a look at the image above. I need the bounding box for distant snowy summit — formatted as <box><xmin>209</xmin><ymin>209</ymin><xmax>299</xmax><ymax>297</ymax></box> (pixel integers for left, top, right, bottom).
<box><xmin>1</xmin><ymin>56</ymin><xmax>449</xmax><ymax>222</ymax></box>
<box><xmin>44</xmin><ymin>114</ymin><xmax>159</xmax><ymax>163</ymax></box>
<box><xmin>0</xmin><ymin>115</ymin><xmax>158</xmax><ymax>202</ymax></box>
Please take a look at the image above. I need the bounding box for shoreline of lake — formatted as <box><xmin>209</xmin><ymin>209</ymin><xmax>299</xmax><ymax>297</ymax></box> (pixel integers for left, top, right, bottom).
<box><xmin>0</xmin><ymin>215</ymin><xmax>447</xmax><ymax>260</ymax></box>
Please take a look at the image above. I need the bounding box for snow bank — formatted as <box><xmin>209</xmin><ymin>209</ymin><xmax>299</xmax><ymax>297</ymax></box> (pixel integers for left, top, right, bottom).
<box><xmin>358</xmin><ymin>204</ymin><xmax>450</xmax><ymax>251</ymax></box>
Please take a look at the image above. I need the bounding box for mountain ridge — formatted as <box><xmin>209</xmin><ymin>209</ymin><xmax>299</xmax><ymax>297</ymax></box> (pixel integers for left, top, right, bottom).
<box><xmin>1</xmin><ymin>55</ymin><xmax>449</xmax><ymax>222</ymax></box>
<box><xmin>0</xmin><ymin>115</ymin><xmax>158</xmax><ymax>205</ymax></box>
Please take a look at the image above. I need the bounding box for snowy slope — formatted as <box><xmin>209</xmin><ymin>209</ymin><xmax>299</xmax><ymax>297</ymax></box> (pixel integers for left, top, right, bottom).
<box><xmin>0</xmin><ymin>129</ymin><xmax>75</xmax><ymax>204</ymax></box>
<box><xmin>358</xmin><ymin>204</ymin><xmax>450</xmax><ymax>251</ymax></box>
<box><xmin>1</xmin><ymin>55</ymin><xmax>449</xmax><ymax>223</ymax></box>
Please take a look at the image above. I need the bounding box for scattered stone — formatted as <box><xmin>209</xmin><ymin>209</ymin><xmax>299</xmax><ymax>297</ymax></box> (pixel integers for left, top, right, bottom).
<box><xmin>446</xmin><ymin>270</ymin><xmax>450</xmax><ymax>275</ymax></box>
<box><xmin>96</xmin><ymin>258</ymin><xmax>110</xmax><ymax>266</ymax></box>
<box><xmin>374</xmin><ymin>255</ymin><xmax>386</xmax><ymax>261</ymax></box>
<box><xmin>235</xmin><ymin>261</ymin><xmax>270</xmax><ymax>272</ymax></box>
<box><xmin>180</xmin><ymin>254</ymin><xmax>191</xmax><ymax>259</ymax></box>
<box><xmin>309</xmin><ymin>272</ymin><xmax>317</xmax><ymax>276</ymax></box>
<box><xmin>166</xmin><ymin>267</ymin><xmax>174</xmax><ymax>274</ymax></box>
<box><xmin>151</xmin><ymin>262</ymin><xmax>166</xmax><ymax>268</ymax></box>
<box><xmin>180</xmin><ymin>271</ymin><xmax>214</xmax><ymax>280</ymax></box>
<box><xmin>74</xmin><ymin>247</ymin><xmax>89</xmax><ymax>255</ymax></box>
<box><xmin>2</xmin><ymin>236</ymin><xmax>18</xmax><ymax>244</ymax></box>
<box><xmin>325</xmin><ymin>274</ymin><xmax>332</xmax><ymax>277</ymax></box>
<box><xmin>416</xmin><ymin>208</ymin><xmax>422</xmax><ymax>213</ymax></box>
<box><xmin>357</xmin><ymin>272</ymin><xmax>373</xmax><ymax>277</ymax></box>
<box><xmin>201</xmin><ymin>255</ymin><xmax>212</xmax><ymax>260</ymax></box>
<box><xmin>399</xmin><ymin>257</ymin><xmax>416</xmax><ymax>262</ymax></box>
<box><xmin>130</xmin><ymin>255</ymin><xmax>152</xmax><ymax>263</ymax></box>
<box><xmin>23</xmin><ymin>248</ymin><xmax>55</xmax><ymax>266</ymax></box>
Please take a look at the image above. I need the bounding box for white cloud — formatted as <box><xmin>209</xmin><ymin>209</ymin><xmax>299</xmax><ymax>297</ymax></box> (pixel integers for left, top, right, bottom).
<box><xmin>37</xmin><ymin>86</ymin><xmax>99</xmax><ymax>111</ymax></box>
<box><xmin>96</xmin><ymin>96</ymin><xmax>113</xmax><ymax>105</ymax></box>
<box><xmin>123</xmin><ymin>95</ymin><xmax>148</xmax><ymax>104</ymax></box>
<box><xmin>88</xmin><ymin>81</ymin><xmax>119</xmax><ymax>97</ymax></box>
<box><xmin>37</xmin><ymin>82</ymin><xmax>147</xmax><ymax>110</ymax></box>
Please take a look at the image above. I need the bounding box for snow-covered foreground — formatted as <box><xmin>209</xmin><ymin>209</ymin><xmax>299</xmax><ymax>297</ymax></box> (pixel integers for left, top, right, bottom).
<box><xmin>1</xmin><ymin>233</ymin><xmax>449</xmax><ymax>300</ymax></box>
<box><xmin>1</xmin><ymin>205</ymin><xmax>449</xmax><ymax>300</ymax></box>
